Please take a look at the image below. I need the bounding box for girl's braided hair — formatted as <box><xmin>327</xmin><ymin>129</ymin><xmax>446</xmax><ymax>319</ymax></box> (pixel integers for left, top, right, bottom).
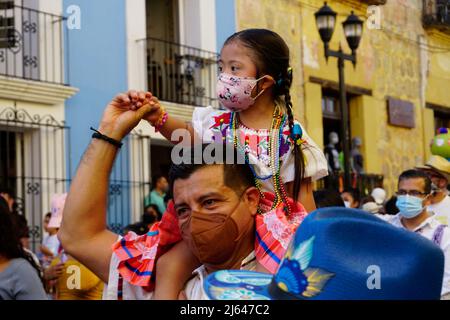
<box><xmin>224</xmin><ymin>29</ymin><xmax>305</xmax><ymax>201</ymax></box>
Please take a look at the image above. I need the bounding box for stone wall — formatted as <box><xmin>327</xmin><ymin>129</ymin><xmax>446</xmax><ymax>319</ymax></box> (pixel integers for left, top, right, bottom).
<box><xmin>234</xmin><ymin>0</ymin><xmax>450</xmax><ymax>196</ymax></box>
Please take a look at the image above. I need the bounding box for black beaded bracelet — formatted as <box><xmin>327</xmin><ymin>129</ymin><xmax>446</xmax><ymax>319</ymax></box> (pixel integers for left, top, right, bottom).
<box><xmin>90</xmin><ymin>127</ymin><xmax>123</xmax><ymax>148</ymax></box>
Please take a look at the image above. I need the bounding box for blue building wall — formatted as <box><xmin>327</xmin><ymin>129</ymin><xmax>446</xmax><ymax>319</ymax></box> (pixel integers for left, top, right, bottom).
<box><xmin>63</xmin><ymin>0</ymin><xmax>131</xmax><ymax>229</ymax></box>
<box><xmin>215</xmin><ymin>0</ymin><xmax>236</xmax><ymax>51</ymax></box>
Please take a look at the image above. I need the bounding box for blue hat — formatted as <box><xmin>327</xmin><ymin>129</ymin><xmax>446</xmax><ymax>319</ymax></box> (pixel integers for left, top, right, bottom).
<box><xmin>204</xmin><ymin>208</ymin><xmax>445</xmax><ymax>300</ymax></box>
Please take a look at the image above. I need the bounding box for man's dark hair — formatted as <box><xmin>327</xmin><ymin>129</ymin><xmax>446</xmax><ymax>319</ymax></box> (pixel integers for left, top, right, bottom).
<box><xmin>168</xmin><ymin>144</ymin><xmax>255</xmax><ymax>196</ymax></box>
<box><xmin>313</xmin><ymin>189</ymin><xmax>345</xmax><ymax>208</ymax></box>
<box><xmin>342</xmin><ymin>187</ymin><xmax>361</xmax><ymax>204</ymax></box>
<box><xmin>45</xmin><ymin>212</ymin><xmax>52</xmax><ymax>219</ymax></box>
<box><xmin>398</xmin><ymin>169</ymin><xmax>432</xmax><ymax>194</ymax></box>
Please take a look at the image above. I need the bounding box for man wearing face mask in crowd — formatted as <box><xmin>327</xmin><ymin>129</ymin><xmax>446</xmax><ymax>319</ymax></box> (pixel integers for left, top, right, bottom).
<box><xmin>58</xmin><ymin>90</ymin><xmax>264</xmax><ymax>300</ymax></box>
<box><xmin>416</xmin><ymin>155</ymin><xmax>450</xmax><ymax>226</ymax></box>
<box><xmin>144</xmin><ymin>174</ymin><xmax>169</xmax><ymax>216</ymax></box>
<box><xmin>385</xmin><ymin>169</ymin><xmax>450</xmax><ymax>299</ymax></box>
<box><xmin>341</xmin><ymin>188</ymin><xmax>361</xmax><ymax>209</ymax></box>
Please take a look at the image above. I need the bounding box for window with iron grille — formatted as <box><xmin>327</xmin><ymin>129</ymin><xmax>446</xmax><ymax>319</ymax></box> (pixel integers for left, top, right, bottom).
<box><xmin>0</xmin><ymin>0</ymin><xmax>14</xmax><ymax>49</ymax></box>
<box><xmin>423</xmin><ymin>0</ymin><xmax>450</xmax><ymax>28</ymax></box>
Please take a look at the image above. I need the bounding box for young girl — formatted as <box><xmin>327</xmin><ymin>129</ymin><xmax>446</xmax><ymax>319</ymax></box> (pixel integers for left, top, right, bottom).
<box><xmin>113</xmin><ymin>29</ymin><xmax>328</xmax><ymax>299</ymax></box>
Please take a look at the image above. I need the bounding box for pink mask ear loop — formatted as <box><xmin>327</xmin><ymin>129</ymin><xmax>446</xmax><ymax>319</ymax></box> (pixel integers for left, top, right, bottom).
<box><xmin>251</xmin><ymin>76</ymin><xmax>275</xmax><ymax>101</ymax></box>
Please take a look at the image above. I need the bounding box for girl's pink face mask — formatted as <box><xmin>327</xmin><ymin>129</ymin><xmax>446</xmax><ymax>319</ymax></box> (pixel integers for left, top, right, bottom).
<box><xmin>216</xmin><ymin>73</ymin><xmax>267</xmax><ymax>112</ymax></box>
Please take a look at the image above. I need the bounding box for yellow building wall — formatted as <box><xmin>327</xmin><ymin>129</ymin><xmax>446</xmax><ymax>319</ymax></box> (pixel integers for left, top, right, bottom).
<box><xmin>235</xmin><ymin>0</ymin><xmax>305</xmax><ymax>123</ymax></box>
<box><xmin>304</xmin><ymin>82</ymin><xmax>324</xmax><ymax>150</ymax></box>
<box><xmin>235</xmin><ymin>0</ymin><xmax>450</xmax><ymax>195</ymax></box>
<box><xmin>349</xmin><ymin>95</ymin><xmax>382</xmax><ymax>175</ymax></box>
<box><xmin>422</xmin><ymin>107</ymin><xmax>435</xmax><ymax>162</ymax></box>
<box><xmin>425</xmin><ymin>31</ymin><xmax>450</xmax><ymax>108</ymax></box>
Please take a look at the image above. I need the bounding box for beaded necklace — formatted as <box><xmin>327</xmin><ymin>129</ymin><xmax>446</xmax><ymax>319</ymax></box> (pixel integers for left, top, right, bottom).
<box><xmin>230</xmin><ymin>105</ymin><xmax>292</xmax><ymax>215</ymax></box>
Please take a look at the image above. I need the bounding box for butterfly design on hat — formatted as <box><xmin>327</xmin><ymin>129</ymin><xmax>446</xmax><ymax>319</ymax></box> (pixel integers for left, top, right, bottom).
<box><xmin>274</xmin><ymin>236</ymin><xmax>334</xmax><ymax>298</ymax></box>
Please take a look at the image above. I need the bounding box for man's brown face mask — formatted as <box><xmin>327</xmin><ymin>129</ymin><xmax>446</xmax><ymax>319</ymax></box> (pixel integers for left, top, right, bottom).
<box><xmin>178</xmin><ymin>190</ymin><xmax>254</xmax><ymax>269</ymax></box>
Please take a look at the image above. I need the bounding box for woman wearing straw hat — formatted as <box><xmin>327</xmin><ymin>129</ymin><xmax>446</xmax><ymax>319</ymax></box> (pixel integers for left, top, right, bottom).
<box><xmin>416</xmin><ymin>155</ymin><xmax>450</xmax><ymax>226</ymax></box>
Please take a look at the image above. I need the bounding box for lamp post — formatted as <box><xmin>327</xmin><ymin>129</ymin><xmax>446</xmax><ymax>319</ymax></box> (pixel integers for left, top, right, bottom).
<box><xmin>315</xmin><ymin>2</ymin><xmax>363</xmax><ymax>190</ymax></box>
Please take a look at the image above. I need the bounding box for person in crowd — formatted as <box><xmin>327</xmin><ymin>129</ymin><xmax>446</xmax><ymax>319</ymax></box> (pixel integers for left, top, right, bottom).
<box><xmin>12</xmin><ymin>214</ymin><xmax>31</xmax><ymax>250</ymax></box>
<box><xmin>140</xmin><ymin>28</ymin><xmax>328</xmax><ymax>298</ymax></box>
<box><xmin>385</xmin><ymin>169</ymin><xmax>450</xmax><ymax>299</ymax></box>
<box><xmin>0</xmin><ymin>186</ymin><xmax>15</xmax><ymax>213</ymax></box>
<box><xmin>360</xmin><ymin>195</ymin><xmax>381</xmax><ymax>214</ymax></box>
<box><xmin>0</xmin><ymin>187</ymin><xmax>32</xmax><ymax>249</ymax></box>
<box><xmin>61</xmin><ymin>28</ymin><xmax>329</xmax><ymax>300</ymax></box>
<box><xmin>47</xmin><ymin>193</ymin><xmax>104</xmax><ymax>300</ymax></box>
<box><xmin>0</xmin><ymin>197</ymin><xmax>47</xmax><ymax>300</ymax></box>
<box><xmin>40</xmin><ymin>212</ymin><xmax>60</xmax><ymax>259</ymax></box>
<box><xmin>204</xmin><ymin>207</ymin><xmax>445</xmax><ymax>300</ymax></box>
<box><xmin>371</xmin><ymin>187</ymin><xmax>387</xmax><ymax>207</ymax></box>
<box><xmin>416</xmin><ymin>155</ymin><xmax>450</xmax><ymax>225</ymax></box>
<box><xmin>144</xmin><ymin>204</ymin><xmax>162</xmax><ymax>222</ymax></box>
<box><xmin>341</xmin><ymin>188</ymin><xmax>361</xmax><ymax>209</ymax></box>
<box><xmin>59</xmin><ymin>142</ymin><xmax>273</xmax><ymax>299</ymax></box>
<box><xmin>123</xmin><ymin>204</ymin><xmax>161</xmax><ymax>235</ymax></box>
<box><xmin>42</xmin><ymin>212</ymin><xmax>52</xmax><ymax>238</ymax></box>
<box><xmin>144</xmin><ymin>175</ymin><xmax>169</xmax><ymax>215</ymax></box>
<box><xmin>313</xmin><ymin>189</ymin><xmax>345</xmax><ymax>208</ymax></box>
<box><xmin>382</xmin><ymin>196</ymin><xmax>400</xmax><ymax>215</ymax></box>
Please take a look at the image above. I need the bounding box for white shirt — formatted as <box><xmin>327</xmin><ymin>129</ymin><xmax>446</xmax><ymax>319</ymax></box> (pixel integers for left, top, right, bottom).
<box><xmin>191</xmin><ymin>106</ymin><xmax>328</xmax><ymax>193</ymax></box>
<box><xmin>102</xmin><ymin>244</ymin><xmax>258</xmax><ymax>300</ymax></box>
<box><xmin>387</xmin><ymin>213</ymin><xmax>450</xmax><ymax>297</ymax></box>
<box><xmin>42</xmin><ymin>234</ymin><xmax>60</xmax><ymax>257</ymax></box>
<box><xmin>428</xmin><ymin>195</ymin><xmax>450</xmax><ymax>226</ymax></box>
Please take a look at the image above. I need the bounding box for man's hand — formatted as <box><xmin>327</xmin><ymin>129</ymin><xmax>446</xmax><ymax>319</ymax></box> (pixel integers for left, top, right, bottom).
<box><xmin>59</xmin><ymin>90</ymin><xmax>171</xmax><ymax>284</ymax></box>
<box><xmin>99</xmin><ymin>90</ymin><xmax>159</xmax><ymax>140</ymax></box>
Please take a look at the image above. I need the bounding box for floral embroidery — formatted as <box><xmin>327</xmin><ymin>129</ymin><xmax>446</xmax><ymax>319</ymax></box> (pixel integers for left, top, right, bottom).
<box><xmin>210</xmin><ymin>112</ymin><xmax>231</xmax><ymax>129</ymax></box>
<box><xmin>210</xmin><ymin>112</ymin><xmax>231</xmax><ymax>141</ymax></box>
<box><xmin>208</xmin><ymin>111</ymin><xmax>294</xmax><ymax>167</ymax></box>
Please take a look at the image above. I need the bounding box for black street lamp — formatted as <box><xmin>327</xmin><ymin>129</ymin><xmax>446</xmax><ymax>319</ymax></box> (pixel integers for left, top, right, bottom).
<box><xmin>315</xmin><ymin>2</ymin><xmax>363</xmax><ymax>190</ymax></box>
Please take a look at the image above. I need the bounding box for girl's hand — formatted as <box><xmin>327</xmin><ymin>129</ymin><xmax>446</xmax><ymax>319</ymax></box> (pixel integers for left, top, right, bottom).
<box><xmin>98</xmin><ymin>90</ymin><xmax>157</xmax><ymax>140</ymax></box>
<box><xmin>142</xmin><ymin>96</ymin><xmax>164</xmax><ymax>126</ymax></box>
<box><xmin>128</xmin><ymin>94</ymin><xmax>165</xmax><ymax>127</ymax></box>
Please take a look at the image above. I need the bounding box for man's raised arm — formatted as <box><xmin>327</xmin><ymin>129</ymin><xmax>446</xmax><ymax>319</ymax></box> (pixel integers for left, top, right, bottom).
<box><xmin>58</xmin><ymin>91</ymin><xmax>157</xmax><ymax>283</ymax></box>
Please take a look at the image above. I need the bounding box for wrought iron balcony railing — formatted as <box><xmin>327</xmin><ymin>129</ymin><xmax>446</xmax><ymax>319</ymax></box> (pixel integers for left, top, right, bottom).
<box><xmin>0</xmin><ymin>3</ymin><xmax>68</xmax><ymax>85</ymax></box>
<box><xmin>423</xmin><ymin>0</ymin><xmax>450</xmax><ymax>31</ymax></box>
<box><xmin>139</xmin><ymin>37</ymin><xmax>219</xmax><ymax>108</ymax></box>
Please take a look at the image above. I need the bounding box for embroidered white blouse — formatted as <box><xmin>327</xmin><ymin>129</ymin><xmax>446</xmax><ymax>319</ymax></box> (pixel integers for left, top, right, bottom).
<box><xmin>191</xmin><ymin>106</ymin><xmax>328</xmax><ymax>192</ymax></box>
